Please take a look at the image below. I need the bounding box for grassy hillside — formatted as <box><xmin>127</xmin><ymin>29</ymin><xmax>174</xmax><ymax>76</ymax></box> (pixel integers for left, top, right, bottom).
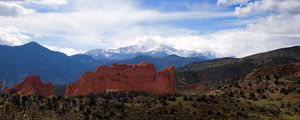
<box><xmin>175</xmin><ymin>46</ymin><xmax>300</xmax><ymax>88</ymax></box>
<box><xmin>221</xmin><ymin>62</ymin><xmax>300</xmax><ymax>119</ymax></box>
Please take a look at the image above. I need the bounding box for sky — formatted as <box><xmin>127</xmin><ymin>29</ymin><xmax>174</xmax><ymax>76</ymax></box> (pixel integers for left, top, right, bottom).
<box><xmin>0</xmin><ymin>0</ymin><xmax>299</xmax><ymax>57</ymax></box>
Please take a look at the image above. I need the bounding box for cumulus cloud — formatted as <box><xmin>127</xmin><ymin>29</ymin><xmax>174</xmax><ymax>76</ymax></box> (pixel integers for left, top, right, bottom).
<box><xmin>0</xmin><ymin>26</ymin><xmax>30</xmax><ymax>46</ymax></box>
<box><xmin>0</xmin><ymin>0</ymin><xmax>233</xmax><ymax>50</ymax></box>
<box><xmin>44</xmin><ymin>45</ymin><xmax>82</xmax><ymax>56</ymax></box>
<box><xmin>217</xmin><ymin>0</ymin><xmax>249</xmax><ymax>5</ymax></box>
<box><xmin>247</xmin><ymin>14</ymin><xmax>300</xmax><ymax>34</ymax></box>
<box><xmin>0</xmin><ymin>0</ymin><xmax>299</xmax><ymax>57</ymax></box>
<box><xmin>135</xmin><ymin>32</ymin><xmax>300</xmax><ymax>58</ymax></box>
<box><xmin>234</xmin><ymin>0</ymin><xmax>300</xmax><ymax>16</ymax></box>
<box><xmin>0</xmin><ymin>1</ymin><xmax>34</xmax><ymax>17</ymax></box>
<box><xmin>26</xmin><ymin>0</ymin><xmax>67</xmax><ymax>6</ymax></box>
<box><xmin>128</xmin><ymin>14</ymin><xmax>300</xmax><ymax>57</ymax></box>
<box><xmin>0</xmin><ymin>25</ymin><xmax>80</xmax><ymax>56</ymax></box>
<box><xmin>19</xmin><ymin>0</ymin><xmax>68</xmax><ymax>12</ymax></box>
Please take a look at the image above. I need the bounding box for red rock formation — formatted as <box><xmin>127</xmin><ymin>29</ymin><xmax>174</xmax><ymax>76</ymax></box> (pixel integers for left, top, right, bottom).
<box><xmin>65</xmin><ymin>62</ymin><xmax>174</xmax><ymax>97</ymax></box>
<box><xmin>3</xmin><ymin>76</ymin><xmax>54</xmax><ymax>97</ymax></box>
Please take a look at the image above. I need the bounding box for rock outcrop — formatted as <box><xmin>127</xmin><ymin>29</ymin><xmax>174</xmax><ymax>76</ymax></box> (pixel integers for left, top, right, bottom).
<box><xmin>65</xmin><ymin>62</ymin><xmax>174</xmax><ymax>97</ymax></box>
<box><xmin>3</xmin><ymin>76</ymin><xmax>54</xmax><ymax>97</ymax></box>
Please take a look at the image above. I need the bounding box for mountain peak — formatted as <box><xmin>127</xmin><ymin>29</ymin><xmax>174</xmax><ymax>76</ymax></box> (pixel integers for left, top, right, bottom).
<box><xmin>23</xmin><ymin>42</ymin><xmax>43</xmax><ymax>48</ymax></box>
<box><xmin>86</xmin><ymin>40</ymin><xmax>216</xmax><ymax>60</ymax></box>
<box><xmin>19</xmin><ymin>42</ymin><xmax>47</xmax><ymax>49</ymax></box>
<box><xmin>18</xmin><ymin>42</ymin><xmax>53</xmax><ymax>52</ymax></box>
<box><xmin>137</xmin><ymin>39</ymin><xmax>165</xmax><ymax>50</ymax></box>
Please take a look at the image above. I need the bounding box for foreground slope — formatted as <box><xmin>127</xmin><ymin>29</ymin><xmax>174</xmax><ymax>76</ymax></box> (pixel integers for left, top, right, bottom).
<box><xmin>220</xmin><ymin>62</ymin><xmax>300</xmax><ymax>119</ymax></box>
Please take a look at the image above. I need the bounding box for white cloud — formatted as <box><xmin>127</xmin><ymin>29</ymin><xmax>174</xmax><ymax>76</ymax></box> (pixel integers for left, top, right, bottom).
<box><xmin>234</xmin><ymin>0</ymin><xmax>300</xmax><ymax>16</ymax></box>
<box><xmin>26</xmin><ymin>0</ymin><xmax>67</xmax><ymax>6</ymax></box>
<box><xmin>0</xmin><ymin>0</ymin><xmax>299</xmax><ymax>57</ymax></box>
<box><xmin>247</xmin><ymin>14</ymin><xmax>300</xmax><ymax>34</ymax></box>
<box><xmin>129</xmin><ymin>14</ymin><xmax>300</xmax><ymax>57</ymax></box>
<box><xmin>19</xmin><ymin>0</ymin><xmax>68</xmax><ymax>12</ymax></box>
<box><xmin>0</xmin><ymin>0</ymin><xmax>233</xmax><ymax>51</ymax></box>
<box><xmin>217</xmin><ymin>0</ymin><xmax>249</xmax><ymax>5</ymax></box>
<box><xmin>0</xmin><ymin>25</ymin><xmax>80</xmax><ymax>56</ymax></box>
<box><xmin>0</xmin><ymin>1</ymin><xmax>34</xmax><ymax>17</ymax></box>
<box><xmin>44</xmin><ymin>45</ymin><xmax>82</xmax><ymax>56</ymax></box>
<box><xmin>0</xmin><ymin>26</ymin><xmax>30</xmax><ymax>46</ymax></box>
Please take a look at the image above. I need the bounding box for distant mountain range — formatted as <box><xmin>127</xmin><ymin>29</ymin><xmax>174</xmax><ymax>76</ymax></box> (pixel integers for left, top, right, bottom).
<box><xmin>0</xmin><ymin>42</ymin><xmax>208</xmax><ymax>87</ymax></box>
<box><xmin>85</xmin><ymin>40</ymin><xmax>211</xmax><ymax>69</ymax></box>
<box><xmin>108</xmin><ymin>55</ymin><xmax>205</xmax><ymax>70</ymax></box>
<box><xmin>86</xmin><ymin>40</ymin><xmax>215</xmax><ymax>60</ymax></box>
<box><xmin>0</xmin><ymin>42</ymin><xmax>101</xmax><ymax>87</ymax></box>
<box><xmin>1</xmin><ymin>41</ymin><xmax>300</xmax><ymax>92</ymax></box>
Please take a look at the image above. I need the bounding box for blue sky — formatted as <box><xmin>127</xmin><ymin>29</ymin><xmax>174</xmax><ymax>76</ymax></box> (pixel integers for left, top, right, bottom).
<box><xmin>0</xmin><ymin>0</ymin><xmax>300</xmax><ymax>57</ymax></box>
<box><xmin>136</xmin><ymin>0</ymin><xmax>237</xmax><ymax>31</ymax></box>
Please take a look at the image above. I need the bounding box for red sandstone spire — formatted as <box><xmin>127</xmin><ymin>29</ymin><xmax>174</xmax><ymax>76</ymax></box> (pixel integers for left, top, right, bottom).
<box><xmin>3</xmin><ymin>75</ymin><xmax>54</xmax><ymax>97</ymax></box>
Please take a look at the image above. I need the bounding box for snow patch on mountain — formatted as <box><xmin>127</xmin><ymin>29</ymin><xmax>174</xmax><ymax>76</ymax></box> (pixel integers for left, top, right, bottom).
<box><xmin>86</xmin><ymin>40</ymin><xmax>216</xmax><ymax>60</ymax></box>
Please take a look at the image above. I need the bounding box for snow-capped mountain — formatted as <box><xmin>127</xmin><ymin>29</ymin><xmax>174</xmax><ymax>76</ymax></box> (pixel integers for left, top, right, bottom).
<box><xmin>86</xmin><ymin>40</ymin><xmax>216</xmax><ymax>60</ymax></box>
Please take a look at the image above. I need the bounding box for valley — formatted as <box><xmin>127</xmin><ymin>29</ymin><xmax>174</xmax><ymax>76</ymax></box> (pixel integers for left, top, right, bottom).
<box><xmin>0</xmin><ymin>45</ymin><xmax>300</xmax><ymax>119</ymax></box>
